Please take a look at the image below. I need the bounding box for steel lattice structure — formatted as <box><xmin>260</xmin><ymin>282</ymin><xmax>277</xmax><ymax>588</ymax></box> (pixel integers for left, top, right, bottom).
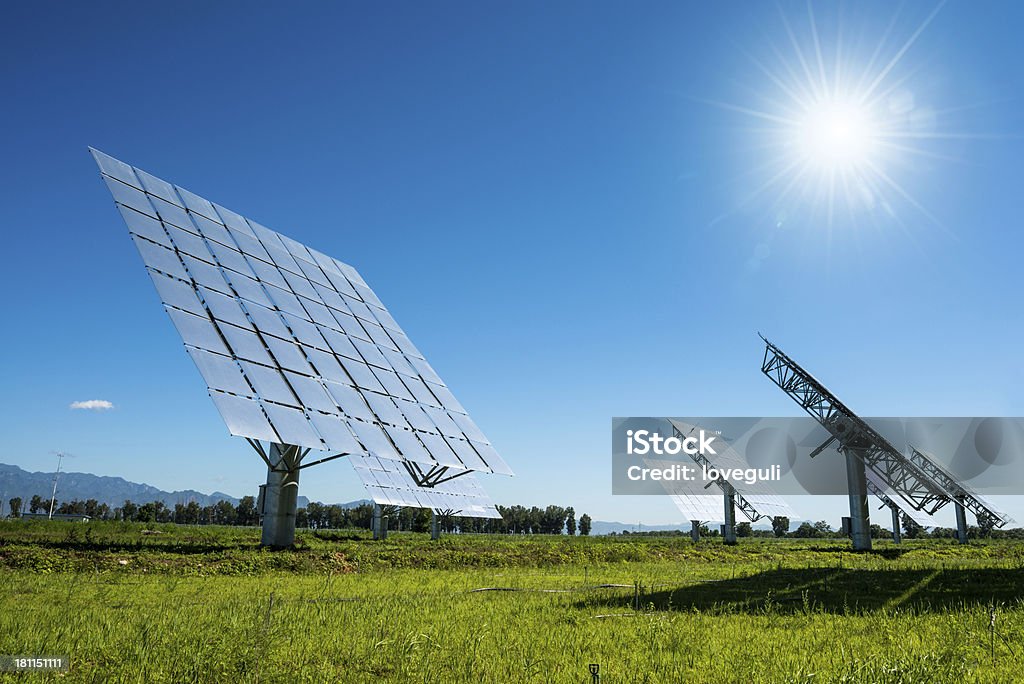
<box><xmin>759</xmin><ymin>334</ymin><xmax>1008</xmax><ymax>532</ymax></box>
<box><xmin>760</xmin><ymin>335</ymin><xmax>947</xmax><ymax>513</ymax></box>
<box><xmin>906</xmin><ymin>446</ymin><xmax>1008</xmax><ymax>529</ymax></box>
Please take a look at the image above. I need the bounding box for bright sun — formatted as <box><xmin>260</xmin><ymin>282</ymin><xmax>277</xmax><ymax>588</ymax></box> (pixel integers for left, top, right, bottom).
<box><xmin>708</xmin><ymin>3</ymin><xmax>962</xmax><ymax>230</ymax></box>
<box><xmin>795</xmin><ymin>99</ymin><xmax>878</xmax><ymax>170</ymax></box>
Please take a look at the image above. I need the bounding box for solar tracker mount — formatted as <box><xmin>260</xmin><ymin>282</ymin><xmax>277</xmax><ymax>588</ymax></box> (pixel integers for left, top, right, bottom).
<box><xmin>759</xmin><ymin>333</ymin><xmax>1006</xmax><ymax>549</ymax></box>
<box><xmin>91</xmin><ymin>148</ymin><xmax>511</xmax><ymax>546</ymax></box>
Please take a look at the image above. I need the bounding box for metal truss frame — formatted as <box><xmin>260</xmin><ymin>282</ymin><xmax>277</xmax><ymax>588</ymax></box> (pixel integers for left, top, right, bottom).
<box><xmin>760</xmin><ymin>335</ymin><xmax>948</xmax><ymax>515</ymax></box>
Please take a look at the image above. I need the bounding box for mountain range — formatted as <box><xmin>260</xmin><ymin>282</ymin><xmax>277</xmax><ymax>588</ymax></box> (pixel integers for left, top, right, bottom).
<box><xmin>0</xmin><ymin>463</ymin><xmax>322</xmax><ymax>511</ymax></box>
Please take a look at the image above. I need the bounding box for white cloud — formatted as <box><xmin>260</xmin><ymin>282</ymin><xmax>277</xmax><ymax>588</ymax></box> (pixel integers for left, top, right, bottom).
<box><xmin>70</xmin><ymin>399</ymin><xmax>114</xmax><ymax>411</ymax></box>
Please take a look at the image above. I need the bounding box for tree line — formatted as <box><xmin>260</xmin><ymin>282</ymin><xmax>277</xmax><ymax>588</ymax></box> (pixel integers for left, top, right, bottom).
<box><xmin>4</xmin><ymin>496</ymin><xmax>595</xmax><ymax>535</ymax></box>
<box><xmin>5</xmin><ymin>495</ymin><xmax>261</xmax><ymax>526</ymax></box>
<box><xmin>11</xmin><ymin>498</ymin><xmax>1018</xmax><ymax>540</ymax></box>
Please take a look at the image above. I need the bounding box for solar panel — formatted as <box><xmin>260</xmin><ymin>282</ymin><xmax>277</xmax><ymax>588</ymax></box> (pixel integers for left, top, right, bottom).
<box><xmin>349</xmin><ymin>454</ymin><xmax>502</xmax><ymax>518</ymax></box>
<box><xmin>742</xmin><ymin>494</ymin><xmax>798</xmax><ymax>520</ymax></box>
<box><xmin>667</xmin><ymin>419</ymin><xmax>799</xmax><ymax>521</ymax></box>
<box><xmin>92</xmin><ymin>148</ymin><xmax>513</xmax><ymax>485</ymax></box>
<box><xmin>669</xmin><ymin>492</ymin><xmax>724</xmax><ymax>522</ymax></box>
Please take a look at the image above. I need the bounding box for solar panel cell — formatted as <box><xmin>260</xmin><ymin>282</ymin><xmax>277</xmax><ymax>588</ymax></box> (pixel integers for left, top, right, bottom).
<box><xmin>106</xmin><ymin>177</ymin><xmax>156</xmax><ymax>216</ymax></box>
<box><xmin>187</xmin><ymin>347</ymin><xmax>253</xmax><ymax>397</ymax></box>
<box><xmin>133</xmin><ymin>236</ymin><xmax>189</xmax><ymax>280</ymax></box>
<box><xmin>209</xmin><ymin>392</ymin><xmax>278</xmax><ymax>442</ymax></box>
<box><xmin>148</xmin><ymin>271</ymin><xmax>205</xmax><ymax>316</ymax></box>
<box><xmin>175</xmin><ymin>186</ymin><xmax>218</xmax><ymax>220</ymax></box>
<box><xmin>119</xmin><ymin>205</ymin><xmax>171</xmax><ymax>247</ymax></box>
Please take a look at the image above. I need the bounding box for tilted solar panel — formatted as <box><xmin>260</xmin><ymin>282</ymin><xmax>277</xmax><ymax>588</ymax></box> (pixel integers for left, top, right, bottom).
<box><xmin>668</xmin><ymin>493</ymin><xmax>725</xmax><ymax>523</ymax></box>
<box><xmin>667</xmin><ymin>419</ymin><xmax>798</xmax><ymax>521</ymax></box>
<box><xmin>92</xmin><ymin>149</ymin><xmax>512</xmax><ymax>520</ymax></box>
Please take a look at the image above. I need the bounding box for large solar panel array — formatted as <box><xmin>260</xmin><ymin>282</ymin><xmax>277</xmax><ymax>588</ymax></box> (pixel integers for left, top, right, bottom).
<box><xmin>92</xmin><ymin>149</ymin><xmax>511</xmax><ymax>516</ymax></box>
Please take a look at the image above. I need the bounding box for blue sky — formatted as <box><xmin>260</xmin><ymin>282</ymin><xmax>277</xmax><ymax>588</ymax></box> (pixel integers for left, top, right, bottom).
<box><xmin>1</xmin><ymin>1</ymin><xmax>1022</xmax><ymax>527</ymax></box>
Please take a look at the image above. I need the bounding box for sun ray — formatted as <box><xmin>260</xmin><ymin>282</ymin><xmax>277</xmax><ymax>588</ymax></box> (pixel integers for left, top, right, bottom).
<box><xmin>737</xmin><ymin>45</ymin><xmax>813</xmax><ymax>114</ymax></box>
<box><xmin>764</xmin><ymin>37</ymin><xmax>818</xmax><ymax>110</ymax></box>
<box><xmin>873</xmin><ymin>140</ymin><xmax>969</xmax><ymax>165</ymax></box>
<box><xmin>687</xmin><ymin>97</ymin><xmax>799</xmax><ymax>126</ymax></box>
<box><xmin>853</xmin><ymin>5</ymin><xmax>903</xmax><ymax>96</ymax></box>
<box><xmin>778</xmin><ymin>5</ymin><xmax>824</xmax><ymax>103</ymax></box>
<box><xmin>878</xmin><ymin>131</ymin><xmax>1020</xmax><ymax>141</ymax></box>
<box><xmin>861</xmin><ymin>0</ymin><xmax>947</xmax><ymax>102</ymax></box>
<box><xmin>806</xmin><ymin>2</ymin><xmax>830</xmax><ymax>100</ymax></box>
<box><xmin>696</xmin><ymin>1</ymin><xmax>1001</xmax><ymax>242</ymax></box>
<box><xmin>862</xmin><ymin>158</ymin><xmax>953</xmax><ymax>237</ymax></box>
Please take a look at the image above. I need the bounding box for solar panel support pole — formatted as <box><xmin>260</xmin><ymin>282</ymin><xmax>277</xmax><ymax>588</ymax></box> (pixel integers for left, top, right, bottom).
<box><xmin>430</xmin><ymin>511</ymin><xmax>440</xmax><ymax>540</ymax></box>
<box><xmin>690</xmin><ymin>520</ymin><xmax>700</xmax><ymax>543</ymax></box>
<box><xmin>891</xmin><ymin>508</ymin><xmax>902</xmax><ymax>544</ymax></box>
<box><xmin>261</xmin><ymin>443</ymin><xmax>301</xmax><ymax>548</ymax></box>
<box><xmin>955</xmin><ymin>502</ymin><xmax>968</xmax><ymax>544</ymax></box>
<box><xmin>722</xmin><ymin>492</ymin><xmax>737</xmax><ymax>545</ymax></box>
<box><xmin>372</xmin><ymin>504</ymin><xmax>382</xmax><ymax>540</ymax></box>
<box><xmin>843</xmin><ymin>448</ymin><xmax>872</xmax><ymax>551</ymax></box>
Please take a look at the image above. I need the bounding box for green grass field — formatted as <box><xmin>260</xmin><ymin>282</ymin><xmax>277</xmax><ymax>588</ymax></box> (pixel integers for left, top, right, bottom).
<box><xmin>1</xmin><ymin>520</ymin><xmax>1023</xmax><ymax>683</ymax></box>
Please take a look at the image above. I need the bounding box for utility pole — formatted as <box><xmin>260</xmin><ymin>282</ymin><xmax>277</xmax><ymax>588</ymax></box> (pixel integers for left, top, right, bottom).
<box><xmin>48</xmin><ymin>451</ymin><xmax>68</xmax><ymax>520</ymax></box>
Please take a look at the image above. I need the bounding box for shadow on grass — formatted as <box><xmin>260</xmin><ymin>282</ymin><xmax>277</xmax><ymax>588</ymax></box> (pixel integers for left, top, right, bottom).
<box><xmin>802</xmin><ymin>545</ymin><xmax>914</xmax><ymax>560</ymax></box>
<box><xmin>310</xmin><ymin>530</ymin><xmax>368</xmax><ymax>542</ymax></box>
<box><xmin>0</xmin><ymin>538</ymin><xmax>254</xmax><ymax>554</ymax></box>
<box><xmin>584</xmin><ymin>567</ymin><xmax>1024</xmax><ymax>614</ymax></box>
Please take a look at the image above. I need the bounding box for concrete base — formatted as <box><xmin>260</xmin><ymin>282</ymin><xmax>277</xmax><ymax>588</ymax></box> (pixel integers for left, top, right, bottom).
<box><xmin>261</xmin><ymin>443</ymin><xmax>301</xmax><ymax>548</ymax></box>
<box><xmin>955</xmin><ymin>501</ymin><xmax>968</xmax><ymax>544</ymax></box>
<box><xmin>844</xmin><ymin>449</ymin><xmax>872</xmax><ymax>551</ymax></box>
<box><xmin>690</xmin><ymin>520</ymin><xmax>700</xmax><ymax>543</ymax></box>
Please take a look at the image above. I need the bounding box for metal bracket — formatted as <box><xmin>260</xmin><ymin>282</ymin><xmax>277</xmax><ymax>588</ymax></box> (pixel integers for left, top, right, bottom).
<box><xmin>402</xmin><ymin>461</ymin><xmax>472</xmax><ymax>488</ymax></box>
<box><xmin>246</xmin><ymin>440</ymin><xmax>316</xmax><ymax>473</ymax></box>
<box><xmin>809</xmin><ymin>435</ymin><xmax>837</xmax><ymax>459</ymax></box>
<box><xmin>297</xmin><ymin>452</ymin><xmax>350</xmax><ymax>470</ymax></box>
<box><xmin>246</xmin><ymin>438</ymin><xmax>274</xmax><ymax>470</ymax></box>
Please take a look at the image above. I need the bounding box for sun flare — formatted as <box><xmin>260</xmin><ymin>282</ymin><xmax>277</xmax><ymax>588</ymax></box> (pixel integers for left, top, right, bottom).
<box><xmin>795</xmin><ymin>98</ymin><xmax>878</xmax><ymax>171</ymax></box>
<box><xmin>708</xmin><ymin>2</ymin><xmax>968</xmax><ymax>232</ymax></box>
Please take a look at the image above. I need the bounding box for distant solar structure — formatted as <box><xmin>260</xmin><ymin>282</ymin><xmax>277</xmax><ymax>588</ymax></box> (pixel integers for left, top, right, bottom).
<box><xmin>759</xmin><ymin>334</ymin><xmax>1007</xmax><ymax>549</ymax></box>
<box><xmin>864</xmin><ymin>468</ymin><xmax>933</xmax><ymax>541</ymax></box>
<box><xmin>349</xmin><ymin>454</ymin><xmax>502</xmax><ymax>519</ymax></box>
<box><xmin>91</xmin><ymin>148</ymin><xmax>512</xmax><ymax>546</ymax></box>
<box><xmin>667</xmin><ymin>419</ymin><xmax>797</xmax><ymax>543</ymax></box>
<box><xmin>666</xmin><ymin>492</ymin><xmax>723</xmax><ymax>543</ymax></box>
<box><xmin>667</xmin><ymin>492</ymin><xmax>724</xmax><ymax>524</ymax></box>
